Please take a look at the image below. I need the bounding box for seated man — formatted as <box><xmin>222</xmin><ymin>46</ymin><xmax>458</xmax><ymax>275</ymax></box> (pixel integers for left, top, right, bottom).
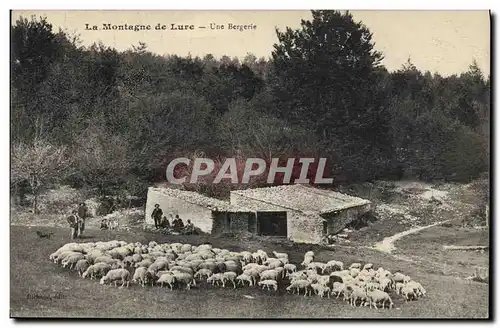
<box><xmin>172</xmin><ymin>215</ymin><xmax>184</xmax><ymax>232</ymax></box>
<box><xmin>184</xmin><ymin>219</ymin><xmax>194</xmax><ymax>235</ymax></box>
<box><xmin>159</xmin><ymin>216</ymin><xmax>170</xmax><ymax>229</ymax></box>
<box><xmin>100</xmin><ymin>219</ymin><xmax>109</xmax><ymax>230</ymax></box>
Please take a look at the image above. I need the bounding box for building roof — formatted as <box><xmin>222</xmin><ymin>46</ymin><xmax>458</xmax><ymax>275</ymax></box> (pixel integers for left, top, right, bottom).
<box><xmin>230</xmin><ymin>184</ymin><xmax>371</xmax><ymax>214</ymax></box>
<box><xmin>149</xmin><ymin>187</ymin><xmax>252</xmax><ymax>212</ymax></box>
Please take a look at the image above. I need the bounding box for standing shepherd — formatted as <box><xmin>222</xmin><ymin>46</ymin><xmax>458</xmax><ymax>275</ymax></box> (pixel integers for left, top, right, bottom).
<box><xmin>77</xmin><ymin>202</ymin><xmax>88</xmax><ymax>238</ymax></box>
<box><xmin>151</xmin><ymin>204</ymin><xmax>163</xmax><ymax>229</ymax></box>
<box><xmin>67</xmin><ymin>210</ymin><xmax>79</xmax><ymax>239</ymax></box>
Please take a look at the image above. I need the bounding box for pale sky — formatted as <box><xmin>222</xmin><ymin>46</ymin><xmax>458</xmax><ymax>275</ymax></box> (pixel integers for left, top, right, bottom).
<box><xmin>12</xmin><ymin>10</ymin><xmax>490</xmax><ymax>76</ymax></box>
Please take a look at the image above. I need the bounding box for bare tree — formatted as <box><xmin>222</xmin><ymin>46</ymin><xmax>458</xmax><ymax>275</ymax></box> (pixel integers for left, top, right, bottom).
<box><xmin>11</xmin><ymin>138</ymin><xmax>72</xmax><ymax>213</ymax></box>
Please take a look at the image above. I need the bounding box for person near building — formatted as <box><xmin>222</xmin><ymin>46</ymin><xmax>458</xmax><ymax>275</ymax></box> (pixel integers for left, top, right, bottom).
<box><xmin>151</xmin><ymin>204</ymin><xmax>163</xmax><ymax>229</ymax></box>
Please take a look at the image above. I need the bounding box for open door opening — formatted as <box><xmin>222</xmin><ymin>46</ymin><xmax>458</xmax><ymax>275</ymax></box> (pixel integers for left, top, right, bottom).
<box><xmin>256</xmin><ymin>211</ymin><xmax>287</xmax><ymax>237</ymax></box>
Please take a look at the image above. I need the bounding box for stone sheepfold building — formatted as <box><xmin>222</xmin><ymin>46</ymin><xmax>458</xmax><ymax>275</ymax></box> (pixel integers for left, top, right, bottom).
<box><xmin>145</xmin><ymin>184</ymin><xmax>372</xmax><ymax>244</ymax></box>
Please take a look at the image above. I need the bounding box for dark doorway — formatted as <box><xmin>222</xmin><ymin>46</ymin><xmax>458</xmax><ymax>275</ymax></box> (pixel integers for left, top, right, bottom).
<box><xmin>256</xmin><ymin>211</ymin><xmax>287</xmax><ymax>237</ymax></box>
<box><xmin>248</xmin><ymin>213</ymin><xmax>256</xmax><ymax>233</ymax></box>
<box><xmin>323</xmin><ymin>221</ymin><xmax>328</xmax><ymax>235</ymax></box>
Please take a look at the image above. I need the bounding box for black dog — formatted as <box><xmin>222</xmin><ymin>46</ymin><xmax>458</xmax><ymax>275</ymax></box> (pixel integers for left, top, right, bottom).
<box><xmin>36</xmin><ymin>231</ymin><xmax>54</xmax><ymax>239</ymax></box>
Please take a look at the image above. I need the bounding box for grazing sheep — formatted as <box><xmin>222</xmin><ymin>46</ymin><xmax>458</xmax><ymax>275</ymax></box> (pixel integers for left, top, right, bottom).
<box><xmin>324</xmin><ymin>260</ymin><xmax>344</xmax><ymax>273</ymax></box>
<box><xmin>74</xmin><ymin>259</ymin><xmax>90</xmax><ymax>276</ymax></box>
<box><xmin>311</xmin><ymin>283</ymin><xmax>331</xmax><ymax>298</ymax></box>
<box><xmin>258</xmin><ymin>279</ymin><xmax>278</xmax><ymax>291</ymax></box>
<box><xmin>157</xmin><ymin>273</ymin><xmax>176</xmax><ymax>290</ymax></box>
<box><xmin>347</xmin><ymin>286</ymin><xmax>368</xmax><ymax>307</ymax></box>
<box><xmin>222</xmin><ymin>272</ymin><xmax>238</xmax><ymax>289</ymax></box>
<box><xmin>401</xmin><ymin>285</ymin><xmax>417</xmax><ymax>302</ymax></box>
<box><xmin>260</xmin><ymin>269</ymin><xmax>280</xmax><ymax>282</ymax></box>
<box><xmin>286</xmin><ymin>279</ymin><xmax>312</xmax><ymax>296</ymax></box>
<box><xmin>172</xmin><ymin>272</ymin><xmax>195</xmax><ymax>290</ymax></box>
<box><xmin>135</xmin><ymin>259</ymin><xmax>154</xmax><ymax>268</ymax></box>
<box><xmin>363</xmin><ymin>263</ymin><xmax>374</xmax><ymax>271</ymax></box>
<box><xmin>207</xmin><ymin>273</ymin><xmax>225</xmax><ymax>287</ymax></box>
<box><xmin>307</xmin><ymin>262</ymin><xmax>326</xmax><ymax>274</ymax></box>
<box><xmin>367</xmin><ymin>289</ymin><xmax>393</xmax><ymax>309</ymax></box>
<box><xmin>284</xmin><ymin>263</ymin><xmax>297</xmax><ymax>276</ymax></box>
<box><xmin>62</xmin><ymin>254</ymin><xmax>85</xmax><ymax>270</ymax></box>
<box><xmin>133</xmin><ymin>267</ymin><xmax>154</xmax><ymax>287</ymax></box>
<box><xmin>242</xmin><ymin>269</ymin><xmax>260</xmax><ymax>286</ymax></box>
<box><xmin>395</xmin><ymin>282</ymin><xmax>405</xmax><ymax>295</ymax></box>
<box><xmin>406</xmin><ymin>281</ymin><xmax>426</xmax><ymax>297</ymax></box>
<box><xmin>100</xmin><ymin>268</ymin><xmax>130</xmax><ymax>287</ymax></box>
<box><xmin>194</xmin><ymin>269</ymin><xmax>213</xmax><ymax>280</ymax></box>
<box><xmin>94</xmin><ymin>256</ymin><xmax>115</xmax><ymax>265</ymax></box>
<box><xmin>349</xmin><ymin>268</ymin><xmax>361</xmax><ymax>278</ymax></box>
<box><xmin>301</xmin><ymin>255</ymin><xmax>314</xmax><ymax>267</ymax></box>
<box><xmin>331</xmin><ymin>282</ymin><xmax>346</xmax><ymax>299</ymax></box>
<box><xmin>82</xmin><ymin>263</ymin><xmax>111</xmax><ymax>280</ymax></box>
<box><xmin>392</xmin><ymin>272</ymin><xmax>406</xmax><ymax>285</ymax></box>
<box><xmin>349</xmin><ymin>263</ymin><xmax>362</xmax><ymax>270</ymax></box>
<box><xmin>236</xmin><ymin>273</ymin><xmax>254</xmax><ymax>287</ymax></box>
<box><xmin>378</xmin><ymin>277</ymin><xmax>392</xmax><ymax>292</ymax></box>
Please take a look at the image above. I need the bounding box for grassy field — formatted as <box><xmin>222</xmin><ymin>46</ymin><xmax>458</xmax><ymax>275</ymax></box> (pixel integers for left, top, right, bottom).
<box><xmin>10</xmin><ymin>225</ymin><xmax>489</xmax><ymax>319</ymax></box>
<box><xmin>393</xmin><ymin>220</ymin><xmax>489</xmax><ymax>278</ymax></box>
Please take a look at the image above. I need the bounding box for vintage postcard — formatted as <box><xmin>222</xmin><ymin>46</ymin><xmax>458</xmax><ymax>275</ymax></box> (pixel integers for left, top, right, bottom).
<box><xmin>10</xmin><ymin>10</ymin><xmax>490</xmax><ymax>319</ymax></box>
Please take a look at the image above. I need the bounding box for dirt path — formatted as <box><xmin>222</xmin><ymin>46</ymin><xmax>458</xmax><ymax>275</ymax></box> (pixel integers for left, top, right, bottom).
<box><xmin>372</xmin><ymin>219</ymin><xmax>453</xmax><ymax>253</ymax></box>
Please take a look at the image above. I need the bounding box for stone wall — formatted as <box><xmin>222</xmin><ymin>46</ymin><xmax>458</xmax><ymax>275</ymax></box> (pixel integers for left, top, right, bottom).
<box><xmin>322</xmin><ymin>203</ymin><xmax>372</xmax><ymax>234</ymax></box>
<box><xmin>230</xmin><ymin>193</ymin><xmax>324</xmax><ymax>244</ymax></box>
<box><xmin>211</xmin><ymin>211</ymin><xmax>256</xmax><ymax>235</ymax></box>
<box><xmin>145</xmin><ymin>187</ymin><xmax>213</xmax><ymax>233</ymax></box>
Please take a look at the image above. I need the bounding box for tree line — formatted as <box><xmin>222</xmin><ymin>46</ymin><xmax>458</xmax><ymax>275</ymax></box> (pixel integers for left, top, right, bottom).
<box><xmin>10</xmin><ymin>11</ymin><xmax>490</xmax><ymax>209</ymax></box>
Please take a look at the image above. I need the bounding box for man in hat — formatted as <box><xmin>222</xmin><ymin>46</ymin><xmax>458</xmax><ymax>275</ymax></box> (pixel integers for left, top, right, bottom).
<box><xmin>151</xmin><ymin>204</ymin><xmax>163</xmax><ymax>229</ymax></box>
<box><xmin>67</xmin><ymin>210</ymin><xmax>79</xmax><ymax>239</ymax></box>
<box><xmin>77</xmin><ymin>202</ymin><xmax>88</xmax><ymax>238</ymax></box>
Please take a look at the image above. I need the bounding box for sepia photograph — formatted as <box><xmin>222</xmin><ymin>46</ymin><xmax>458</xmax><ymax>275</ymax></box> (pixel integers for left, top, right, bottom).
<box><xmin>9</xmin><ymin>9</ymin><xmax>491</xmax><ymax>319</ymax></box>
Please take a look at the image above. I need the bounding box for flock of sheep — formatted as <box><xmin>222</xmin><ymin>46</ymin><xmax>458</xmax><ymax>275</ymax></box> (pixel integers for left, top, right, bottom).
<box><xmin>50</xmin><ymin>240</ymin><xmax>426</xmax><ymax>310</ymax></box>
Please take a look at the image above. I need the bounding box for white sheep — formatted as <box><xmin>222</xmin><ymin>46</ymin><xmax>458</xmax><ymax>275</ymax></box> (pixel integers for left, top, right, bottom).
<box><xmin>194</xmin><ymin>268</ymin><xmax>213</xmax><ymax>280</ymax></box>
<box><xmin>236</xmin><ymin>273</ymin><xmax>253</xmax><ymax>287</ymax></box>
<box><xmin>401</xmin><ymin>285</ymin><xmax>417</xmax><ymax>302</ymax></box>
<box><xmin>331</xmin><ymin>282</ymin><xmax>346</xmax><ymax>299</ymax></box>
<box><xmin>301</xmin><ymin>252</ymin><xmax>314</xmax><ymax>267</ymax></box>
<box><xmin>157</xmin><ymin>273</ymin><xmax>176</xmax><ymax>290</ymax></box>
<box><xmin>286</xmin><ymin>279</ymin><xmax>312</xmax><ymax>296</ymax></box>
<box><xmin>258</xmin><ymin>279</ymin><xmax>278</xmax><ymax>291</ymax></box>
<box><xmin>367</xmin><ymin>289</ymin><xmax>393</xmax><ymax>309</ymax></box>
<box><xmin>62</xmin><ymin>253</ymin><xmax>85</xmax><ymax>269</ymax></box>
<box><xmin>100</xmin><ymin>268</ymin><xmax>130</xmax><ymax>287</ymax></box>
<box><xmin>222</xmin><ymin>272</ymin><xmax>238</xmax><ymax>289</ymax></box>
<box><xmin>307</xmin><ymin>262</ymin><xmax>326</xmax><ymax>273</ymax></box>
<box><xmin>347</xmin><ymin>285</ymin><xmax>368</xmax><ymax>307</ymax></box>
<box><xmin>173</xmin><ymin>272</ymin><xmax>195</xmax><ymax>290</ymax></box>
<box><xmin>260</xmin><ymin>269</ymin><xmax>280</xmax><ymax>281</ymax></box>
<box><xmin>284</xmin><ymin>263</ymin><xmax>297</xmax><ymax>276</ymax></box>
<box><xmin>132</xmin><ymin>267</ymin><xmax>153</xmax><ymax>287</ymax></box>
<box><xmin>406</xmin><ymin>281</ymin><xmax>426</xmax><ymax>297</ymax></box>
<box><xmin>207</xmin><ymin>273</ymin><xmax>225</xmax><ymax>287</ymax></box>
<box><xmin>349</xmin><ymin>263</ymin><xmax>362</xmax><ymax>270</ymax></box>
<box><xmin>311</xmin><ymin>283</ymin><xmax>331</xmax><ymax>298</ymax></box>
<box><xmin>242</xmin><ymin>269</ymin><xmax>260</xmax><ymax>286</ymax></box>
<box><xmin>74</xmin><ymin>259</ymin><xmax>90</xmax><ymax>276</ymax></box>
<box><xmin>324</xmin><ymin>260</ymin><xmax>344</xmax><ymax>273</ymax></box>
<box><xmin>363</xmin><ymin>263</ymin><xmax>374</xmax><ymax>271</ymax></box>
<box><xmin>82</xmin><ymin>263</ymin><xmax>111</xmax><ymax>280</ymax></box>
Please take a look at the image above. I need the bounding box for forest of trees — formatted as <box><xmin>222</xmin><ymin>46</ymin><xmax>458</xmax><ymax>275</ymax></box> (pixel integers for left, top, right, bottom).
<box><xmin>10</xmin><ymin>11</ymin><xmax>490</xmax><ymax>207</ymax></box>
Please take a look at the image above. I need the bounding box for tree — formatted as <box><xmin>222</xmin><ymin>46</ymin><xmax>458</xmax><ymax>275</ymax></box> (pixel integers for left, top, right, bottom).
<box><xmin>271</xmin><ymin>10</ymin><xmax>384</xmax><ymax>135</ymax></box>
<box><xmin>11</xmin><ymin>138</ymin><xmax>72</xmax><ymax>213</ymax></box>
<box><xmin>271</xmin><ymin>10</ymin><xmax>389</xmax><ymax>182</ymax></box>
<box><xmin>72</xmin><ymin>125</ymin><xmax>132</xmax><ymax>196</ymax></box>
